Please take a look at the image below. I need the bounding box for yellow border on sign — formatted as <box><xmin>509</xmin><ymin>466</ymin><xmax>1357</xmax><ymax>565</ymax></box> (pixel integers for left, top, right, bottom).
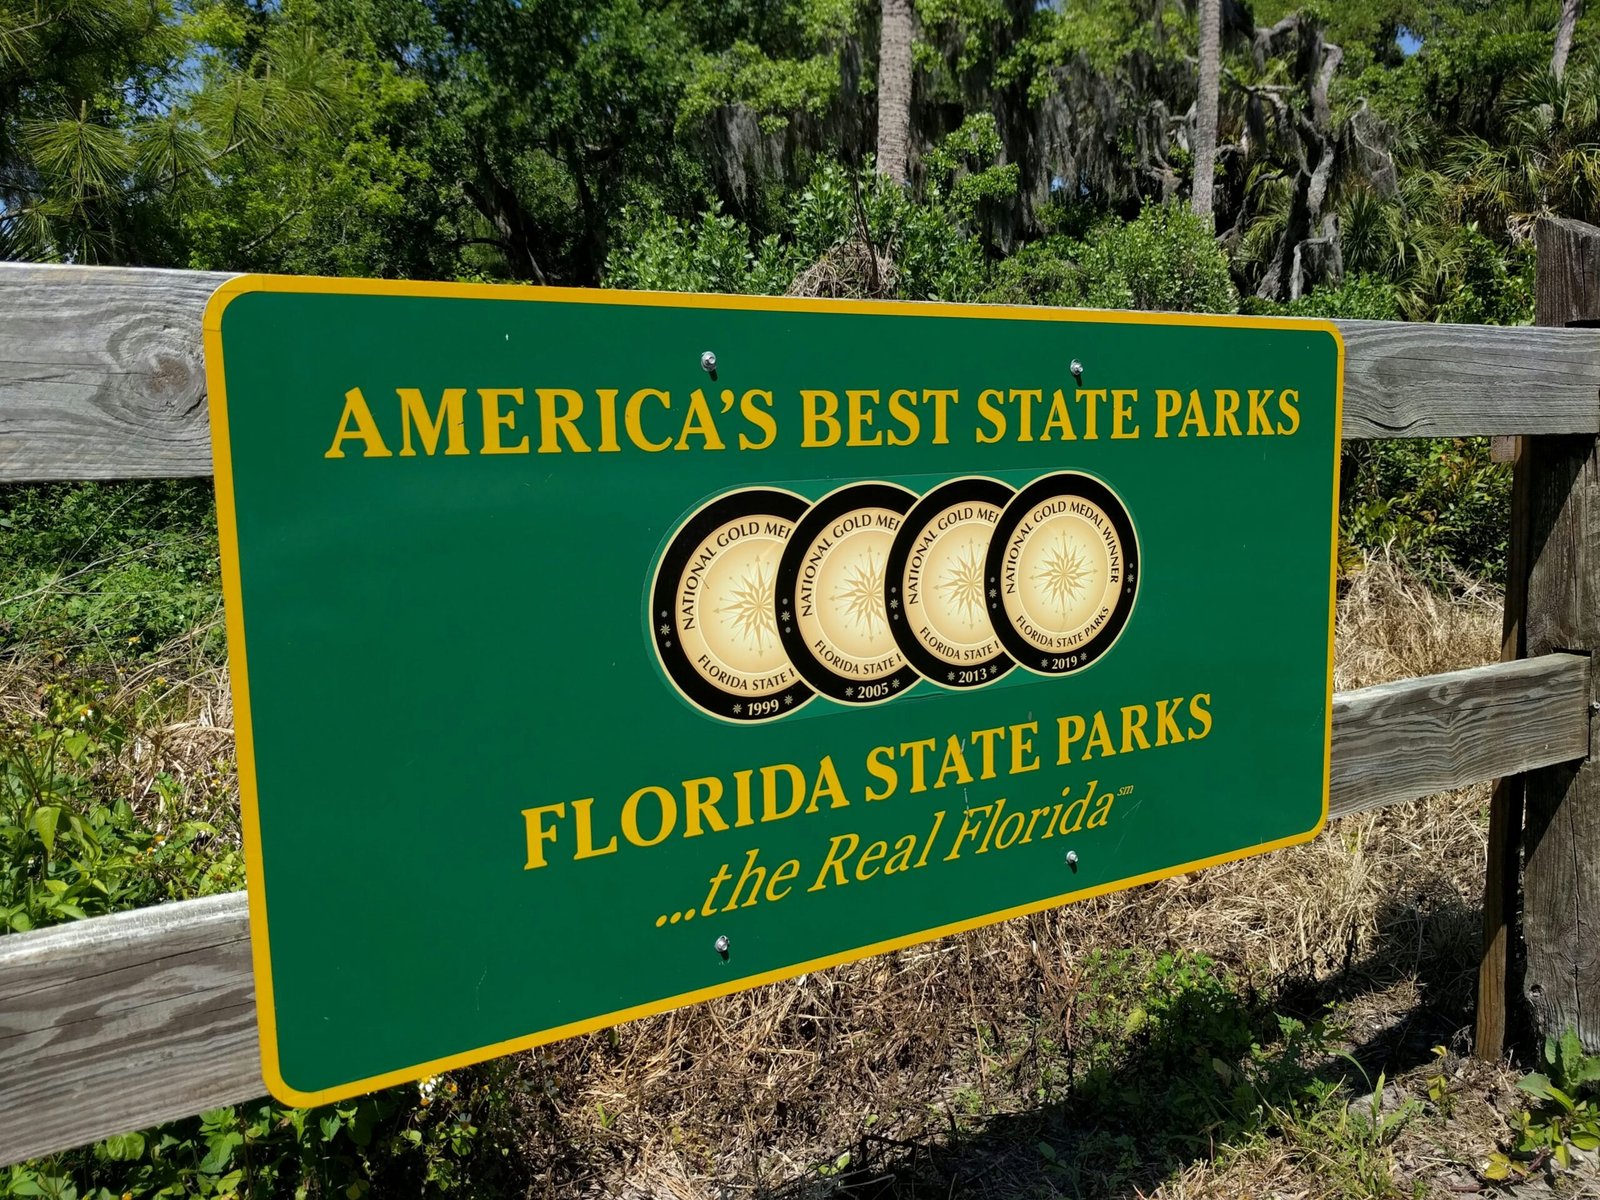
<box><xmin>202</xmin><ymin>274</ymin><xmax>1345</xmax><ymax>1109</ymax></box>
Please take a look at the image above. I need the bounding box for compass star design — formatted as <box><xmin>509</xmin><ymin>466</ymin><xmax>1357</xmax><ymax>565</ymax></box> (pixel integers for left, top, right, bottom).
<box><xmin>939</xmin><ymin>540</ymin><xmax>987</xmax><ymax>628</ymax></box>
<box><xmin>717</xmin><ymin>557</ymin><xmax>778</xmax><ymax>652</ymax></box>
<box><xmin>1034</xmin><ymin>534</ymin><xmax>1092</xmax><ymax>614</ymax></box>
<box><xmin>832</xmin><ymin>549</ymin><xmax>887</xmax><ymax>638</ymax></box>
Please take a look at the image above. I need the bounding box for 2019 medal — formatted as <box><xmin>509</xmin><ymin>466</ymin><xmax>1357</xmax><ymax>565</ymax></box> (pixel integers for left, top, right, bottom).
<box><xmin>985</xmin><ymin>472</ymin><xmax>1140</xmax><ymax>676</ymax></box>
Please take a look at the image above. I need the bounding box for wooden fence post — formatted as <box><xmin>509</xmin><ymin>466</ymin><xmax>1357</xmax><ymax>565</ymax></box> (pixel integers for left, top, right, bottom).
<box><xmin>1520</xmin><ymin>215</ymin><xmax>1600</xmax><ymax>1053</ymax></box>
<box><xmin>1475</xmin><ymin>437</ymin><xmax>1531</xmax><ymax>1059</ymax></box>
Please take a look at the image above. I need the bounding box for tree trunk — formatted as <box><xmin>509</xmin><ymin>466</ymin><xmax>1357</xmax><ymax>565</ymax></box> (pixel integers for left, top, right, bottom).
<box><xmin>1192</xmin><ymin>0</ymin><xmax>1221</xmax><ymax>225</ymax></box>
<box><xmin>1553</xmin><ymin>0</ymin><xmax>1582</xmax><ymax>79</ymax></box>
<box><xmin>876</xmin><ymin>0</ymin><xmax>914</xmax><ymax>186</ymax></box>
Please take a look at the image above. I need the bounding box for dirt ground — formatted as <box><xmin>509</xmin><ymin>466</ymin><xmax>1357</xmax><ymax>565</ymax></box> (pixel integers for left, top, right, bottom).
<box><xmin>465</xmin><ymin>557</ymin><xmax>1599</xmax><ymax>1199</ymax></box>
<box><xmin>13</xmin><ymin>548</ymin><xmax>1595</xmax><ymax>1198</ymax></box>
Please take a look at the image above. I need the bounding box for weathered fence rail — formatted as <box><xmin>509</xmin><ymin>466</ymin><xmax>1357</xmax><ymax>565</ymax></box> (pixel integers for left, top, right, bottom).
<box><xmin>4</xmin><ymin>263</ymin><xmax>1600</xmax><ymax>484</ymax></box>
<box><xmin>1</xmin><ymin>651</ymin><xmax>1589</xmax><ymax>1165</ymax></box>
<box><xmin>1</xmin><ymin>253</ymin><xmax>1597</xmax><ymax>1167</ymax></box>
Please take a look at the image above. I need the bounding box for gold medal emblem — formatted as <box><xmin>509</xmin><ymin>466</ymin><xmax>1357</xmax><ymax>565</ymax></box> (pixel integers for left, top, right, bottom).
<box><xmin>887</xmin><ymin>477</ymin><xmax>1015</xmax><ymax>688</ymax></box>
<box><xmin>651</xmin><ymin>489</ymin><xmax>814</xmax><ymax>722</ymax></box>
<box><xmin>985</xmin><ymin>472</ymin><xmax>1139</xmax><ymax>676</ymax></box>
<box><xmin>776</xmin><ymin>482</ymin><xmax>920</xmax><ymax>705</ymax></box>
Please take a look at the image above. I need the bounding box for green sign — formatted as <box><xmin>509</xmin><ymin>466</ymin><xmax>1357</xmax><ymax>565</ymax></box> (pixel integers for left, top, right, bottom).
<box><xmin>204</xmin><ymin>277</ymin><xmax>1342</xmax><ymax>1106</ymax></box>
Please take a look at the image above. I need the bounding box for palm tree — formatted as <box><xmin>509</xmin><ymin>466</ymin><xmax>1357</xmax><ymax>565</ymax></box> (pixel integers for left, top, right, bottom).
<box><xmin>1445</xmin><ymin>59</ymin><xmax>1600</xmax><ymax>239</ymax></box>
<box><xmin>876</xmin><ymin>0</ymin><xmax>914</xmax><ymax>186</ymax></box>
<box><xmin>1192</xmin><ymin>0</ymin><xmax>1221</xmax><ymax>226</ymax></box>
<box><xmin>1553</xmin><ymin>0</ymin><xmax>1583</xmax><ymax>79</ymax></box>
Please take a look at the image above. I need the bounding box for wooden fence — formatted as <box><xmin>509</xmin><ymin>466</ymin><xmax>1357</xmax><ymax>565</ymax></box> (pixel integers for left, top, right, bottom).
<box><xmin>2</xmin><ymin>219</ymin><xmax>1598</xmax><ymax>1166</ymax></box>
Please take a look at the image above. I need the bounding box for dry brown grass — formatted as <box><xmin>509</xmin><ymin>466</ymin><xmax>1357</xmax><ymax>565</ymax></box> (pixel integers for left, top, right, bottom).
<box><xmin>471</xmin><ymin>555</ymin><xmax>1528</xmax><ymax>1199</ymax></box>
<box><xmin>1334</xmin><ymin>558</ymin><xmax>1503</xmax><ymax>692</ymax></box>
<box><xmin>0</xmin><ymin>616</ymin><xmax>239</xmax><ymax>835</ymax></box>
<box><xmin>786</xmin><ymin>230</ymin><xmax>898</xmax><ymax>301</ymax></box>
<box><xmin>13</xmin><ymin>551</ymin><xmax>1572</xmax><ymax>1198</ymax></box>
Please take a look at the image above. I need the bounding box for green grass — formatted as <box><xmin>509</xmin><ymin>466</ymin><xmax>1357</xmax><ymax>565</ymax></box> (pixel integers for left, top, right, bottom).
<box><xmin>0</xmin><ymin>480</ymin><xmax>1533</xmax><ymax>1198</ymax></box>
<box><xmin>1</xmin><ymin>482</ymin><xmax>519</xmax><ymax>1200</ymax></box>
<box><xmin>0</xmin><ymin>480</ymin><xmax>224</xmax><ymax>665</ymax></box>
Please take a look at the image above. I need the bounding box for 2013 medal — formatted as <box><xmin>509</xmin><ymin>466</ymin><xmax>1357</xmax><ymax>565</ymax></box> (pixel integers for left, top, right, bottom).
<box><xmin>886</xmin><ymin>476</ymin><xmax>1015</xmax><ymax>689</ymax></box>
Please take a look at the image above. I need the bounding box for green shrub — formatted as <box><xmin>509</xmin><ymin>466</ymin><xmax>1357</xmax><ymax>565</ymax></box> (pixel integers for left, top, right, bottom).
<box><xmin>1341</xmin><ymin>438</ymin><xmax>1509</xmax><ymax>585</ymax></box>
<box><xmin>604</xmin><ymin>160</ymin><xmax>988</xmax><ymax>303</ymax></box>
<box><xmin>783</xmin><ymin>160</ymin><xmax>989</xmax><ymax>303</ymax></box>
<box><xmin>603</xmin><ymin>203</ymin><xmax>802</xmax><ymax>296</ymax></box>
<box><xmin>1075</xmin><ymin>205</ymin><xmax>1238</xmax><ymax>314</ymax></box>
<box><xmin>0</xmin><ymin>481</ymin><xmax>223</xmax><ymax>662</ymax></box>
<box><xmin>4</xmin><ymin>1068</ymin><xmax>519</xmax><ymax>1199</ymax></box>
<box><xmin>982</xmin><ymin>207</ymin><xmax>1239</xmax><ymax>316</ymax></box>
<box><xmin>980</xmin><ymin>237</ymin><xmax>1085</xmax><ymax>308</ymax></box>
<box><xmin>1434</xmin><ymin>229</ymin><xmax>1534</xmax><ymax>327</ymax></box>
<box><xmin>1269</xmin><ymin>274</ymin><xmax>1406</xmax><ymax>322</ymax></box>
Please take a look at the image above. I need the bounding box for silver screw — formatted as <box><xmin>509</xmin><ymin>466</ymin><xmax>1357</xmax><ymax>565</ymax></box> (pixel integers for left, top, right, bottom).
<box><xmin>700</xmin><ymin>351</ymin><xmax>718</xmax><ymax>373</ymax></box>
<box><xmin>713</xmin><ymin>934</ymin><xmax>730</xmax><ymax>955</ymax></box>
<box><xmin>1069</xmin><ymin>359</ymin><xmax>1083</xmax><ymax>378</ymax></box>
<box><xmin>1065</xmin><ymin>850</ymin><xmax>1079</xmax><ymax>867</ymax></box>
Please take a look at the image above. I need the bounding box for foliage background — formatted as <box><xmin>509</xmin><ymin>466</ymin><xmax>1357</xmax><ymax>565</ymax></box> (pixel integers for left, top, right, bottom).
<box><xmin>3</xmin><ymin>0</ymin><xmax>1594</xmax><ymax>1192</ymax></box>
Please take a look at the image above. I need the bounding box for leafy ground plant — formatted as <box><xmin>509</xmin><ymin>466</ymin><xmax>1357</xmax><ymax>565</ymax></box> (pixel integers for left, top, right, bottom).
<box><xmin>1486</xmin><ymin>1030</ymin><xmax>1600</xmax><ymax>1181</ymax></box>
<box><xmin>0</xmin><ymin>680</ymin><xmax>242</xmax><ymax>932</ymax></box>
<box><xmin>1</xmin><ymin>481</ymin><xmax>523</xmax><ymax>1199</ymax></box>
<box><xmin>2</xmin><ymin>1070</ymin><xmax>522</xmax><ymax>1199</ymax></box>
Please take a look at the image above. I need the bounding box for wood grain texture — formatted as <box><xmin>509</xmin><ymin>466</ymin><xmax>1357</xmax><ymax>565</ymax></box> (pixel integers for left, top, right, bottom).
<box><xmin>1534</xmin><ymin>215</ymin><xmax>1600</xmax><ymax>324</ymax></box>
<box><xmin>1329</xmin><ymin>653</ymin><xmax>1590</xmax><ymax>818</ymax></box>
<box><xmin>0</xmin><ymin>263</ymin><xmax>232</xmax><ymax>481</ymax></box>
<box><xmin>1475</xmin><ymin>429</ymin><xmax>1532</xmax><ymax>1060</ymax></box>
<box><xmin>2</xmin><ymin>263</ymin><xmax>1599</xmax><ymax>482</ymax></box>
<box><xmin>1520</xmin><ymin>215</ymin><xmax>1600</xmax><ymax>1054</ymax></box>
<box><xmin>1335</xmin><ymin>319</ymin><xmax>1600</xmax><ymax>438</ymax></box>
<box><xmin>0</xmin><ymin>654</ymin><xmax>1589</xmax><ymax>1166</ymax></box>
<box><xmin>1475</xmin><ymin>264</ymin><xmax>1554</xmax><ymax>1057</ymax></box>
<box><xmin>0</xmin><ymin>892</ymin><xmax>262</xmax><ymax>1165</ymax></box>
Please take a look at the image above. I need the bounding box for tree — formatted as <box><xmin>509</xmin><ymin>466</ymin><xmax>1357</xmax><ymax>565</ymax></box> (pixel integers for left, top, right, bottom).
<box><xmin>1553</xmin><ymin>0</ymin><xmax>1583</xmax><ymax>79</ymax></box>
<box><xmin>0</xmin><ymin>0</ymin><xmax>351</xmax><ymax>265</ymax></box>
<box><xmin>876</xmin><ymin>0</ymin><xmax>913</xmax><ymax>185</ymax></box>
<box><xmin>1191</xmin><ymin>0</ymin><xmax>1221</xmax><ymax>225</ymax></box>
<box><xmin>1446</xmin><ymin>58</ymin><xmax>1600</xmax><ymax>238</ymax></box>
